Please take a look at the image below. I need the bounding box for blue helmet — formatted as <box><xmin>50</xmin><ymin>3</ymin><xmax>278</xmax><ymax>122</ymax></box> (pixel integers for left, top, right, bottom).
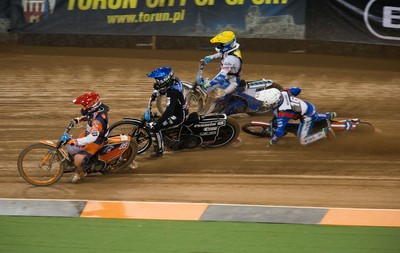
<box><xmin>147</xmin><ymin>66</ymin><xmax>174</xmax><ymax>90</ymax></box>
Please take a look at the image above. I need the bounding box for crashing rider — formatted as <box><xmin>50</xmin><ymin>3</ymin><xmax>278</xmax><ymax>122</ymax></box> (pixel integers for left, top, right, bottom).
<box><xmin>255</xmin><ymin>87</ymin><xmax>337</xmax><ymax>147</ymax></box>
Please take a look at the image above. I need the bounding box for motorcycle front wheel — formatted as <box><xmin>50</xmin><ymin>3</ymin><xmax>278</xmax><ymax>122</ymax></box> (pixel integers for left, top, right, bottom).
<box><xmin>184</xmin><ymin>90</ymin><xmax>204</xmax><ymax>114</ymax></box>
<box><xmin>108</xmin><ymin>120</ymin><xmax>151</xmax><ymax>154</ymax></box>
<box><xmin>17</xmin><ymin>143</ymin><xmax>65</xmax><ymax>186</ymax></box>
<box><xmin>241</xmin><ymin>122</ymin><xmax>272</xmax><ymax>137</ymax></box>
<box><xmin>156</xmin><ymin>82</ymin><xmax>204</xmax><ymax>114</ymax></box>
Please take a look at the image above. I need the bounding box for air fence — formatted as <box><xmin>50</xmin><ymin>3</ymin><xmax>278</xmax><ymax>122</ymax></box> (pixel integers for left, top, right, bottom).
<box><xmin>1</xmin><ymin>0</ymin><xmax>399</xmax><ymax>58</ymax></box>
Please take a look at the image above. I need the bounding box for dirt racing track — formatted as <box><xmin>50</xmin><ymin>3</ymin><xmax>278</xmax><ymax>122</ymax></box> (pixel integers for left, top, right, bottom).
<box><xmin>0</xmin><ymin>43</ymin><xmax>400</xmax><ymax>223</ymax></box>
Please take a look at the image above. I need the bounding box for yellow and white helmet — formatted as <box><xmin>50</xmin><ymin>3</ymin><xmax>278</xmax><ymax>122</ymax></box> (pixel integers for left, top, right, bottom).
<box><xmin>210</xmin><ymin>30</ymin><xmax>240</xmax><ymax>54</ymax></box>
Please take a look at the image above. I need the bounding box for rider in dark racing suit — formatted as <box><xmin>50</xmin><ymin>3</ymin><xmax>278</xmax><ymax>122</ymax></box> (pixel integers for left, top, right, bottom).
<box><xmin>145</xmin><ymin>66</ymin><xmax>188</xmax><ymax>158</ymax></box>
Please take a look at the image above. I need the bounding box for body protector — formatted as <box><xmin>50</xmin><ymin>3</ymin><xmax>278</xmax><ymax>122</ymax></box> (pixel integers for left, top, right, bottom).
<box><xmin>151</xmin><ymin>78</ymin><xmax>188</xmax><ymax>154</ymax></box>
<box><xmin>67</xmin><ymin>104</ymin><xmax>109</xmax><ymax>151</ymax></box>
<box><xmin>67</xmin><ymin>97</ymin><xmax>109</xmax><ymax>168</ymax></box>
<box><xmin>204</xmin><ymin>30</ymin><xmax>243</xmax><ymax>95</ymax></box>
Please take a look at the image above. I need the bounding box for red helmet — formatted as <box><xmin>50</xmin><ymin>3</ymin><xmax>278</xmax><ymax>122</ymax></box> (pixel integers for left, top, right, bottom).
<box><xmin>73</xmin><ymin>92</ymin><xmax>101</xmax><ymax>110</ymax></box>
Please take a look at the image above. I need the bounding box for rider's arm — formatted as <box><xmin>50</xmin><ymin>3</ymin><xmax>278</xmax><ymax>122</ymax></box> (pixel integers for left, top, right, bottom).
<box><xmin>270</xmin><ymin>111</ymin><xmax>297</xmax><ymax>145</ymax></box>
<box><xmin>155</xmin><ymin>89</ymin><xmax>180</xmax><ymax>124</ymax></box>
<box><xmin>72</xmin><ymin>119</ymin><xmax>104</xmax><ymax>146</ymax></box>
<box><xmin>203</xmin><ymin>52</ymin><xmax>222</xmax><ymax>63</ymax></box>
<box><xmin>285</xmin><ymin>87</ymin><xmax>301</xmax><ymax>97</ymax></box>
<box><xmin>270</xmin><ymin>117</ymin><xmax>288</xmax><ymax>145</ymax></box>
<box><xmin>209</xmin><ymin>60</ymin><xmax>232</xmax><ymax>86</ymax></box>
<box><xmin>150</xmin><ymin>90</ymin><xmax>159</xmax><ymax>101</ymax></box>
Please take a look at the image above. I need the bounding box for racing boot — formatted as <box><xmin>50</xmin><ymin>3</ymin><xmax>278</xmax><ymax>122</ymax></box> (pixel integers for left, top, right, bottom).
<box><xmin>326</xmin><ymin>112</ymin><xmax>337</xmax><ymax>120</ymax></box>
<box><xmin>323</xmin><ymin>127</ymin><xmax>336</xmax><ymax>139</ymax></box>
<box><xmin>149</xmin><ymin>148</ymin><xmax>163</xmax><ymax>158</ymax></box>
<box><xmin>70</xmin><ymin>168</ymin><xmax>87</xmax><ymax>183</ymax></box>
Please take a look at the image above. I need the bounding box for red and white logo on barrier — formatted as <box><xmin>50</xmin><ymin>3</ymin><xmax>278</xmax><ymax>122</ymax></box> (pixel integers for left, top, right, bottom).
<box><xmin>23</xmin><ymin>0</ymin><xmax>56</xmax><ymax>24</ymax></box>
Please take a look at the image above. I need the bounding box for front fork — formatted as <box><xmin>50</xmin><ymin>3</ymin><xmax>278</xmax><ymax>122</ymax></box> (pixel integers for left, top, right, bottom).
<box><xmin>39</xmin><ymin>150</ymin><xmax>53</xmax><ymax>168</ymax></box>
<box><xmin>39</xmin><ymin>141</ymin><xmax>70</xmax><ymax>170</ymax></box>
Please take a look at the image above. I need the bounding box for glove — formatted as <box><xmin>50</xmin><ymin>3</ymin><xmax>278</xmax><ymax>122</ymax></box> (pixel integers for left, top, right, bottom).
<box><xmin>70</xmin><ymin>117</ymin><xmax>79</xmax><ymax>126</ymax></box>
<box><xmin>151</xmin><ymin>91</ymin><xmax>159</xmax><ymax>100</ymax></box>
<box><xmin>61</xmin><ymin>132</ymin><xmax>71</xmax><ymax>143</ymax></box>
<box><xmin>148</xmin><ymin>122</ymin><xmax>156</xmax><ymax>130</ymax></box>
<box><xmin>200</xmin><ymin>57</ymin><xmax>211</xmax><ymax>66</ymax></box>
<box><xmin>71</xmin><ymin>116</ymin><xmax>86</xmax><ymax>126</ymax></box>
<box><xmin>67</xmin><ymin>139</ymin><xmax>77</xmax><ymax>146</ymax></box>
<box><xmin>144</xmin><ymin>108</ymin><xmax>151</xmax><ymax>121</ymax></box>
<box><xmin>202</xmin><ymin>82</ymin><xmax>211</xmax><ymax>90</ymax></box>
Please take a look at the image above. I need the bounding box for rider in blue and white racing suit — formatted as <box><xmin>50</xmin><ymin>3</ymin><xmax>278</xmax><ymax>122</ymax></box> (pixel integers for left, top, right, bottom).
<box><xmin>255</xmin><ymin>87</ymin><xmax>336</xmax><ymax>147</ymax></box>
<box><xmin>200</xmin><ymin>30</ymin><xmax>243</xmax><ymax>114</ymax></box>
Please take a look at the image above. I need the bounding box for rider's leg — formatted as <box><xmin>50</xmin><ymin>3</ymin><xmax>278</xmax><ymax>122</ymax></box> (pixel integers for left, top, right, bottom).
<box><xmin>150</xmin><ymin>130</ymin><xmax>164</xmax><ymax>158</ymax></box>
<box><xmin>223</xmin><ymin>99</ymin><xmax>246</xmax><ymax>115</ymax></box>
<box><xmin>315</xmin><ymin>112</ymin><xmax>337</xmax><ymax>138</ymax></box>
<box><xmin>149</xmin><ymin>114</ymin><xmax>186</xmax><ymax>158</ymax></box>
<box><xmin>298</xmin><ymin>114</ymin><xmax>327</xmax><ymax>145</ymax></box>
<box><xmin>223</xmin><ymin>81</ymin><xmax>238</xmax><ymax>95</ymax></box>
<box><xmin>202</xmin><ymin>79</ymin><xmax>238</xmax><ymax>115</ymax></box>
<box><xmin>71</xmin><ymin>153</ymin><xmax>87</xmax><ymax>183</ymax></box>
<box><xmin>317</xmin><ymin>112</ymin><xmax>337</xmax><ymax>121</ymax></box>
<box><xmin>70</xmin><ymin>143</ymin><xmax>101</xmax><ymax>183</ymax></box>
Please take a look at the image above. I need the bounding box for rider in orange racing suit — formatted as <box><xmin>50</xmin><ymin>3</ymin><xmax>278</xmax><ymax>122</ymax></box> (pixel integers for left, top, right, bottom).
<box><xmin>66</xmin><ymin>92</ymin><xmax>109</xmax><ymax>183</ymax></box>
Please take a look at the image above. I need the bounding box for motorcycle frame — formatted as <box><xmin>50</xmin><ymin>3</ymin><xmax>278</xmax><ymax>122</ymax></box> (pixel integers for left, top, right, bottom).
<box><xmin>163</xmin><ymin>115</ymin><xmax>228</xmax><ymax>147</ymax></box>
<box><xmin>248</xmin><ymin>118</ymin><xmax>363</xmax><ymax>135</ymax></box>
<box><xmin>38</xmin><ymin>135</ymin><xmax>132</xmax><ymax>171</ymax></box>
<box><xmin>38</xmin><ymin>140</ymin><xmax>70</xmax><ymax>167</ymax></box>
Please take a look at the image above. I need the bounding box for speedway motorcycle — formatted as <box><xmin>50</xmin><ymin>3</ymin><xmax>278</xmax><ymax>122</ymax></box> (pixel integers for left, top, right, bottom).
<box><xmin>17</xmin><ymin>121</ymin><xmax>138</xmax><ymax>186</ymax></box>
<box><xmin>241</xmin><ymin>115</ymin><xmax>375</xmax><ymax>138</ymax></box>
<box><xmin>108</xmin><ymin>97</ymin><xmax>241</xmax><ymax>154</ymax></box>
<box><xmin>156</xmin><ymin>64</ymin><xmax>283</xmax><ymax>116</ymax></box>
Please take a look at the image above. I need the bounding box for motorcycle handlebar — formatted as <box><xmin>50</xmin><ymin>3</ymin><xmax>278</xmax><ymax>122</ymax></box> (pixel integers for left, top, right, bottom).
<box><xmin>66</xmin><ymin>121</ymin><xmax>75</xmax><ymax>132</ymax></box>
<box><xmin>196</xmin><ymin>66</ymin><xmax>204</xmax><ymax>85</ymax></box>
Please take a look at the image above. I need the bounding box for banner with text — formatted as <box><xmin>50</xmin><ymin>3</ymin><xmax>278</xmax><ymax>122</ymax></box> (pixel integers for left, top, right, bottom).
<box><xmin>307</xmin><ymin>0</ymin><xmax>400</xmax><ymax>46</ymax></box>
<box><xmin>19</xmin><ymin>0</ymin><xmax>305</xmax><ymax>39</ymax></box>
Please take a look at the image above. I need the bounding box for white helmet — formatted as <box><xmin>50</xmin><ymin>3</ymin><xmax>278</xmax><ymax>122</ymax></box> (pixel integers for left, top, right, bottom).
<box><xmin>255</xmin><ymin>88</ymin><xmax>283</xmax><ymax>109</ymax></box>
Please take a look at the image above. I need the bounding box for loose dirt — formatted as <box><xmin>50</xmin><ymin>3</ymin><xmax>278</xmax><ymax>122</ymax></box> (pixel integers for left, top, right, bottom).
<box><xmin>1</xmin><ymin>43</ymin><xmax>399</xmax><ymax>209</ymax></box>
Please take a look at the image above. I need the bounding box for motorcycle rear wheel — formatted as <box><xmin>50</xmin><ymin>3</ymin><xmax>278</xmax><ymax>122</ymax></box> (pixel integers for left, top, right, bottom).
<box><xmin>102</xmin><ymin>139</ymin><xmax>138</xmax><ymax>174</ymax></box>
<box><xmin>108</xmin><ymin>120</ymin><xmax>151</xmax><ymax>154</ymax></box>
<box><xmin>17</xmin><ymin>143</ymin><xmax>65</xmax><ymax>186</ymax></box>
<box><xmin>206</xmin><ymin>117</ymin><xmax>240</xmax><ymax>148</ymax></box>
